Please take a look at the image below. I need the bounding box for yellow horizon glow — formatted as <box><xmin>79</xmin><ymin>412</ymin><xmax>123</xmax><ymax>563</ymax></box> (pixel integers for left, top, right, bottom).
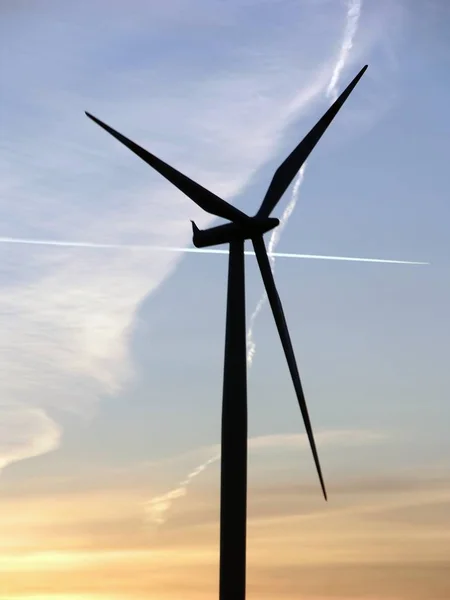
<box><xmin>0</xmin><ymin>472</ymin><xmax>448</xmax><ymax>599</ymax></box>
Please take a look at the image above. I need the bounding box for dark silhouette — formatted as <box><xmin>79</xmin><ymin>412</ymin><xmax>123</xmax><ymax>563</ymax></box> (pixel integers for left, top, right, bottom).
<box><xmin>85</xmin><ymin>64</ymin><xmax>367</xmax><ymax>600</ymax></box>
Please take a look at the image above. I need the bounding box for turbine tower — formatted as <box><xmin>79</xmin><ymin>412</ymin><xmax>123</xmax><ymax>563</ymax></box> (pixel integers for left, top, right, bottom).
<box><xmin>85</xmin><ymin>64</ymin><xmax>367</xmax><ymax>600</ymax></box>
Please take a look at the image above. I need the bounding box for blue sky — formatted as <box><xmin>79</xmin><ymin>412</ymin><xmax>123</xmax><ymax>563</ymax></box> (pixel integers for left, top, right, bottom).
<box><xmin>1</xmin><ymin>1</ymin><xmax>450</xmax><ymax>598</ymax></box>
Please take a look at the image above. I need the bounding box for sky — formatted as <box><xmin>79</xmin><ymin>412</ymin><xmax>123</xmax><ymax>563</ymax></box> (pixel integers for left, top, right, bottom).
<box><xmin>1</xmin><ymin>0</ymin><xmax>450</xmax><ymax>598</ymax></box>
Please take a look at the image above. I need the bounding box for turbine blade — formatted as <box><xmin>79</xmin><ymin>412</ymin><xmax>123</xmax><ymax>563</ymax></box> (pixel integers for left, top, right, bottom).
<box><xmin>257</xmin><ymin>65</ymin><xmax>368</xmax><ymax>219</ymax></box>
<box><xmin>252</xmin><ymin>235</ymin><xmax>327</xmax><ymax>500</ymax></box>
<box><xmin>85</xmin><ymin>112</ymin><xmax>251</xmax><ymax>225</ymax></box>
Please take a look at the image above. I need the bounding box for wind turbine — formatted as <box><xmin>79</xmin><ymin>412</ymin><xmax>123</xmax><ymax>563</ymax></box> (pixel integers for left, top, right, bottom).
<box><xmin>86</xmin><ymin>64</ymin><xmax>368</xmax><ymax>600</ymax></box>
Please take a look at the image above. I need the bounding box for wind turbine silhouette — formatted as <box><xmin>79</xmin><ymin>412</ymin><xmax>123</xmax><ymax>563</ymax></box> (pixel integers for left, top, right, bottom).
<box><xmin>86</xmin><ymin>64</ymin><xmax>367</xmax><ymax>600</ymax></box>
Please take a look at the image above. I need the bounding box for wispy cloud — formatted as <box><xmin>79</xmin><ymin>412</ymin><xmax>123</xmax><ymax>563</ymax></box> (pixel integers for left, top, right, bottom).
<box><xmin>0</xmin><ymin>0</ymin><xmax>402</xmax><ymax>475</ymax></box>
<box><xmin>145</xmin><ymin>428</ymin><xmax>387</xmax><ymax>525</ymax></box>
<box><xmin>0</xmin><ymin>406</ymin><xmax>60</xmax><ymax>470</ymax></box>
<box><xmin>326</xmin><ymin>0</ymin><xmax>363</xmax><ymax>103</ymax></box>
<box><xmin>0</xmin><ymin>2</ymin><xmax>329</xmax><ymax>471</ymax></box>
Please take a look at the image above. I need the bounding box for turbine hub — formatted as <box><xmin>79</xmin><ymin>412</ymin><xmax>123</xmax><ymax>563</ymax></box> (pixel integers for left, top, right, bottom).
<box><xmin>192</xmin><ymin>216</ymin><xmax>279</xmax><ymax>248</ymax></box>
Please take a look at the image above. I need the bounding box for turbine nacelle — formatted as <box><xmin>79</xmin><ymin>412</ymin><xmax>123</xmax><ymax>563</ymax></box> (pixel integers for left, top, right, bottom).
<box><xmin>191</xmin><ymin>217</ymin><xmax>279</xmax><ymax>248</ymax></box>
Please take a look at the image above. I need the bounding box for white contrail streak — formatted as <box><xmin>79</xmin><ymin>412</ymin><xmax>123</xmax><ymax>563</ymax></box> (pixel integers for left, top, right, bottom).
<box><xmin>144</xmin><ymin>0</ymin><xmax>367</xmax><ymax>529</ymax></box>
<box><xmin>145</xmin><ymin>452</ymin><xmax>220</xmax><ymax>525</ymax></box>
<box><xmin>326</xmin><ymin>0</ymin><xmax>362</xmax><ymax>103</ymax></box>
<box><xmin>247</xmin><ymin>166</ymin><xmax>306</xmax><ymax>365</ymax></box>
<box><xmin>0</xmin><ymin>236</ymin><xmax>427</xmax><ymax>264</ymax></box>
<box><xmin>247</xmin><ymin>0</ymin><xmax>363</xmax><ymax>367</ymax></box>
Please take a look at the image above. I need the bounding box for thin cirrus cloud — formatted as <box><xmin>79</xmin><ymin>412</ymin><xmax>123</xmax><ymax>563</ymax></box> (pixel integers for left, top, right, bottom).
<box><xmin>0</xmin><ymin>0</ymin><xmax>401</xmax><ymax>473</ymax></box>
<box><xmin>145</xmin><ymin>427</ymin><xmax>388</xmax><ymax>526</ymax></box>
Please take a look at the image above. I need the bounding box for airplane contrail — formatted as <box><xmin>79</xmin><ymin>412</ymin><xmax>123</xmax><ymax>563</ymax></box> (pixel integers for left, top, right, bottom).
<box><xmin>144</xmin><ymin>0</ymin><xmax>367</xmax><ymax>528</ymax></box>
<box><xmin>247</xmin><ymin>0</ymin><xmax>363</xmax><ymax>367</ymax></box>
<box><xmin>146</xmin><ymin>452</ymin><xmax>221</xmax><ymax>525</ymax></box>
<box><xmin>0</xmin><ymin>235</ymin><xmax>427</xmax><ymax>264</ymax></box>
<box><xmin>326</xmin><ymin>0</ymin><xmax>362</xmax><ymax>104</ymax></box>
<box><xmin>247</xmin><ymin>166</ymin><xmax>306</xmax><ymax>365</ymax></box>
